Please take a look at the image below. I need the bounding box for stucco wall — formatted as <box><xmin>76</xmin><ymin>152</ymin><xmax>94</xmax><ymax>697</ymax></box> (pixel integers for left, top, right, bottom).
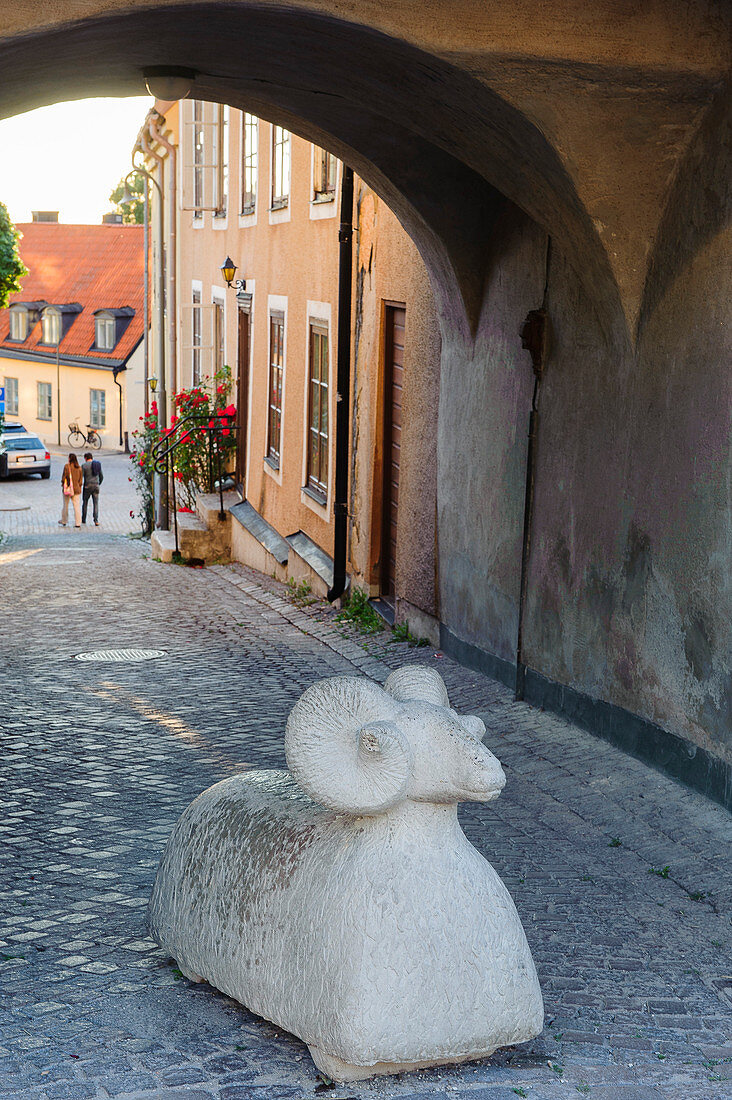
<box><xmin>438</xmin><ymin>209</ymin><xmax>546</xmax><ymax>665</ymax></box>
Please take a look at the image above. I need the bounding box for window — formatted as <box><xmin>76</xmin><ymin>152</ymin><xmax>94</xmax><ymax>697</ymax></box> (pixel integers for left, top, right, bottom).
<box><xmin>187</xmin><ymin>100</ymin><xmax>228</xmax><ymax>215</ymax></box>
<box><xmin>90</xmin><ymin>389</ymin><xmax>106</xmax><ymax>428</ymax></box>
<box><xmin>313</xmin><ymin>148</ymin><xmax>337</xmax><ymax>200</ymax></box>
<box><xmin>95</xmin><ymin>313</ymin><xmax>116</xmax><ymax>351</ymax></box>
<box><xmin>37</xmin><ymin>382</ymin><xmax>52</xmax><ymax>420</ymax></box>
<box><xmin>213</xmin><ymin>298</ymin><xmax>225</xmax><ymax>374</ymax></box>
<box><xmin>41</xmin><ymin>308</ymin><xmax>61</xmax><ymax>345</ymax></box>
<box><xmin>307</xmin><ymin>324</ymin><xmax>329</xmax><ymax>498</ymax></box>
<box><xmin>8</xmin><ymin>307</ymin><xmax>27</xmax><ymax>341</ymax></box>
<box><xmin>271</xmin><ymin>126</ymin><xmax>290</xmax><ymax>209</ymax></box>
<box><xmin>5</xmin><ymin>377</ymin><xmax>18</xmax><ymax>415</ymax></box>
<box><xmin>267</xmin><ymin>313</ymin><xmax>284</xmax><ymax>465</ymax></box>
<box><xmin>192</xmin><ymin>289</ymin><xmax>202</xmax><ymax>385</ymax></box>
<box><xmin>192</xmin><ymin>99</ymin><xmax>205</xmax><ymax>217</ymax></box>
<box><xmin>241</xmin><ymin>113</ymin><xmax>258</xmax><ymax>213</ymax></box>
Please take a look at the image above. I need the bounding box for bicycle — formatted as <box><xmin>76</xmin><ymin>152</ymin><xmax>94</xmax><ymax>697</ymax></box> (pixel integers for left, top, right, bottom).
<box><xmin>67</xmin><ymin>423</ymin><xmax>102</xmax><ymax>450</ymax></box>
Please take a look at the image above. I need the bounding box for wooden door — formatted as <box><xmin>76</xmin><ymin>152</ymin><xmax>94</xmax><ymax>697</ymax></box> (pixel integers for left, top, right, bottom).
<box><xmin>381</xmin><ymin>305</ymin><xmax>405</xmax><ymax>603</ymax></box>
<box><xmin>235</xmin><ymin>307</ymin><xmax>250</xmax><ymax>491</ymax></box>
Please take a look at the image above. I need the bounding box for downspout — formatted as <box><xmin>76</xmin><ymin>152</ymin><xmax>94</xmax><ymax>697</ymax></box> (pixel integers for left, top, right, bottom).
<box><xmin>327</xmin><ymin>165</ymin><xmax>354</xmax><ymax>603</ymax></box>
<box><xmin>138</xmin><ymin>128</ymin><xmax>168</xmax><ymax>530</ymax></box>
<box><xmin>515</xmin><ymin>237</ymin><xmax>552</xmax><ymax>700</ymax></box>
<box><xmin>148</xmin><ymin>111</ymin><xmax>177</xmax><ymax>399</ymax></box>
<box><xmin>113</xmin><ymin>367</ymin><xmax>124</xmax><ymax>448</ymax></box>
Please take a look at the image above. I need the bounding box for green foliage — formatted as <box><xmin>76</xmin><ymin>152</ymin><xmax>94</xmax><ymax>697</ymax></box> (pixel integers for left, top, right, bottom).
<box><xmin>512</xmin><ymin>1089</ymin><xmax>529</xmax><ymax>1098</ymax></box>
<box><xmin>390</xmin><ymin>620</ymin><xmax>430</xmax><ymax>647</ymax></box>
<box><xmin>649</xmin><ymin>865</ymin><xmax>670</xmax><ymax>878</ymax></box>
<box><xmin>287</xmin><ymin>577</ymin><xmax>315</xmax><ymax>606</ymax></box>
<box><xmin>336</xmin><ymin>587</ymin><xmax>384</xmax><ymax>634</ymax></box>
<box><xmin>0</xmin><ymin>202</ymin><xmax>27</xmax><ymax>309</ymax></box>
<box><xmin>609</xmin><ymin>837</ymin><xmax>622</xmax><ymax>847</ymax></box>
<box><xmin>108</xmin><ymin>172</ymin><xmax>147</xmax><ymax>224</ymax></box>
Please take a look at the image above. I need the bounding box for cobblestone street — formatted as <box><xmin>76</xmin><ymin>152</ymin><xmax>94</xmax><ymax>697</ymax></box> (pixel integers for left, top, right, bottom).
<box><xmin>0</xmin><ymin>521</ymin><xmax>730</xmax><ymax>1100</ymax></box>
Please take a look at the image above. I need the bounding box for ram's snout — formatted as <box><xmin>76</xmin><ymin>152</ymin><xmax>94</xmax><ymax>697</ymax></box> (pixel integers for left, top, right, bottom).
<box><xmin>460</xmin><ymin>740</ymin><xmax>506</xmax><ymax>802</ymax></box>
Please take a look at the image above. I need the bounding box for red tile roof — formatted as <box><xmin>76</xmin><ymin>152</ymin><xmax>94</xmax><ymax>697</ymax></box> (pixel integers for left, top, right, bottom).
<box><xmin>0</xmin><ymin>223</ymin><xmax>146</xmax><ymax>367</ymax></box>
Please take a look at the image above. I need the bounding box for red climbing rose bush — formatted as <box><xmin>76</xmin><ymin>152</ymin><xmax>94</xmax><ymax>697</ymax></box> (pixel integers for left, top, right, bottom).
<box><xmin>129</xmin><ymin>365</ymin><xmax>237</xmax><ymax>529</ymax></box>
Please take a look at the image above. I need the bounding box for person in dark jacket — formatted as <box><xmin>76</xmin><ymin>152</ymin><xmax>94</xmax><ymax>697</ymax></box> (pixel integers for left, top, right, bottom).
<box><xmin>81</xmin><ymin>451</ymin><xmax>103</xmax><ymax>526</ymax></box>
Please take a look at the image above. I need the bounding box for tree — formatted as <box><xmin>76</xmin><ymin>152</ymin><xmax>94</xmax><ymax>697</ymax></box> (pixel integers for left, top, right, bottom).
<box><xmin>0</xmin><ymin>201</ymin><xmax>27</xmax><ymax>309</ymax></box>
<box><xmin>108</xmin><ymin>172</ymin><xmax>147</xmax><ymax>225</ymax></box>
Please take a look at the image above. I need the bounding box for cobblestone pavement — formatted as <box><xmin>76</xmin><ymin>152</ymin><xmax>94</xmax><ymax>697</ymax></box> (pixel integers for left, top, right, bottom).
<box><xmin>0</xmin><ymin>525</ymin><xmax>730</xmax><ymax>1100</ymax></box>
<box><xmin>0</xmin><ymin>449</ymin><xmax>138</xmax><ymax>536</ymax></box>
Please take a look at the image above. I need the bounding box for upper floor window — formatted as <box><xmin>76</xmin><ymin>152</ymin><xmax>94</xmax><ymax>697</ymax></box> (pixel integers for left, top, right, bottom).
<box><xmin>95</xmin><ymin>313</ymin><xmax>116</xmax><ymax>351</ymax></box>
<box><xmin>271</xmin><ymin>126</ymin><xmax>290</xmax><ymax>209</ymax></box>
<box><xmin>8</xmin><ymin>306</ymin><xmax>28</xmax><ymax>342</ymax></box>
<box><xmin>186</xmin><ymin>100</ymin><xmax>228</xmax><ymax>217</ymax></box>
<box><xmin>313</xmin><ymin>148</ymin><xmax>337</xmax><ymax>201</ymax></box>
<box><xmin>241</xmin><ymin>113</ymin><xmax>258</xmax><ymax>214</ymax></box>
<box><xmin>41</xmin><ymin>308</ymin><xmax>61</xmax><ymax>346</ymax></box>
<box><xmin>267</xmin><ymin>312</ymin><xmax>284</xmax><ymax>466</ymax></box>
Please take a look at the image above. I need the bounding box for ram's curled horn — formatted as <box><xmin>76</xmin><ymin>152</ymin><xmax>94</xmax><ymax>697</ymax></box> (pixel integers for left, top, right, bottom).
<box><xmin>285</xmin><ymin>676</ymin><xmax>412</xmax><ymax>815</ymax></box>
<box><xmin>384</xmin><ymin>665</ymin><xmax>450</xmax><ymax>707</ymax></box>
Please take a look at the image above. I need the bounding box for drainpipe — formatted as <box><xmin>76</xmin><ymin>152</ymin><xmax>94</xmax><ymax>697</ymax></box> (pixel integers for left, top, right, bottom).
<box><xmin>113</xmin><ymin>367</ymin><xmax>124</xmax><ymax>448</ymax></box>
<box><xmin>327</xmin><ymin>166</ymin><xmax>354</xmax><ymax>603</ymax></box>
<box><xmin>148</xmin><ymin>112</ymin><xmax>178</xmax><ymax>399</ymax></box>
<box><xmin>138</xmin><ymin>128</ymin><xmax>168</xmax><ymax>530</ymax></box>
<box><xmin>515</xmin><ymin>238</ymin><xmax>552</xmax><ymax>700</ymax></box>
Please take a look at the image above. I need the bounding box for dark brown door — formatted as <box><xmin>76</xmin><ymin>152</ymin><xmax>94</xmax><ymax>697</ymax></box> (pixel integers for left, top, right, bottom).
<box><xmin>382</xmin><ymin>305</ymin><xmax>405</xmax><ymax>603</ymax></box>
<box><xmin>235</xmin><ymin>307</ymin><xmax>250</xmax><ymax>491</ymax></box>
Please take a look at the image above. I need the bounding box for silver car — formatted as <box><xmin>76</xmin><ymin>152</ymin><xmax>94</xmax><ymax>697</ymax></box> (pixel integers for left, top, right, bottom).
<box><xmin>0</xmin><ymin>432</ymin><xmax>52</xmax><ymax>478</ymax></box>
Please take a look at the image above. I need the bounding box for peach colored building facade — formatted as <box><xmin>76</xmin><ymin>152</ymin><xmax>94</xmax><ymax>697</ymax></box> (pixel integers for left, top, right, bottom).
<box><xmin>144</xmin><ymin>100</ymin><xmax>441</xmax><ymax>636</ymax></box>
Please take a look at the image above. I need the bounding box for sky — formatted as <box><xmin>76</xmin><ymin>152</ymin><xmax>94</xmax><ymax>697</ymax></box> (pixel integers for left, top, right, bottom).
<box><xmin>0</xmin><ymin>97</ymin><xmax>153</xmax><ymax>226</ymax></box>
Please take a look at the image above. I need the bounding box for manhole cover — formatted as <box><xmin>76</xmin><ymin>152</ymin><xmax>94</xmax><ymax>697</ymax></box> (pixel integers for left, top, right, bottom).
<box><xmin>74</xmin><ymin>648</ymin><xmax>167</xmax><ymax>662</ymax></box>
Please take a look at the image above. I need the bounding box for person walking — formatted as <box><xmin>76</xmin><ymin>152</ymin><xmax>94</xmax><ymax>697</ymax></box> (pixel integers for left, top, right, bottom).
<box><xmin>81</xmin><ymin>451</ymin><xmax>103</xmax><ymax>526</ymax></box>
<box><xmin>59</xmin><ymin>454</ymin><xmax>83</xmax><ymax>528</ymax></box>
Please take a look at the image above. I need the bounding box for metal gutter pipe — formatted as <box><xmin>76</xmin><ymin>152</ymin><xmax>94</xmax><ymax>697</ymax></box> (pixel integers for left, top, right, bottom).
<box><xmin>147</xmin><ymin>111</ymin><xmax>178</xmax><ymax>399</ymax></box>
<box><xmin>327</xmin><ymin>165</ymin><xmax>354</xmax><ymax>603</ymax></box>
<box><xmin>113</xmin><ymin>367</ymin><xmax>124</xmax><ymax>448</ymax></box>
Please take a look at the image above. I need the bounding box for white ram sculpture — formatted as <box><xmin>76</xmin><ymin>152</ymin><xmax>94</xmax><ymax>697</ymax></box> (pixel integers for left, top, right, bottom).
<box><xmin>148</xmin><ymin>666</ymin><xmax>543</xmax><ymax>1082</ymax></box>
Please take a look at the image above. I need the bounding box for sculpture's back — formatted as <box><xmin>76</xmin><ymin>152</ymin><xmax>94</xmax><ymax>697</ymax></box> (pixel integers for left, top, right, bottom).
<box><xmin>148</xmin><ymin>666</ymin><xmax>543</xmax><ymax>1082</ymax></box>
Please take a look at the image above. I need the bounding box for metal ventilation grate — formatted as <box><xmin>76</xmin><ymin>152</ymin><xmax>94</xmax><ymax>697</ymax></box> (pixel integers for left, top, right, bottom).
<box><xmin>74</xmin><ymin>648</ymin><xmax>167</xmax><ymax>662</ymax></box>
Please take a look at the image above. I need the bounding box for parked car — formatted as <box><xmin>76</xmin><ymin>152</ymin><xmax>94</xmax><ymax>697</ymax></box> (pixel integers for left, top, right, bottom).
<box><xmin>0</xmin><ymin>432</ymin><xmax>51</xmax><ymax>478</ymax></box>
<box><xmin>1</xmin><ymin>422</ymin><xmax>29</xmax><ymax>433</ymax></box>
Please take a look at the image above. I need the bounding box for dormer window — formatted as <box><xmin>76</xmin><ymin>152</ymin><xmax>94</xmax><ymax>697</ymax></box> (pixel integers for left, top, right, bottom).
<box><xmin>8</xmin><ymin>306</ymin><xmax>28</xmax><ymax>342</ymax></box>
<box><xmin>41</xmin><ymin>307</ymin><xmax>61</xmax><ymax>345</ymax></box>
<box><xmin>95</xmin><ymin>312</ymin><xmax>117</xmax><ymax>351</ymax></box>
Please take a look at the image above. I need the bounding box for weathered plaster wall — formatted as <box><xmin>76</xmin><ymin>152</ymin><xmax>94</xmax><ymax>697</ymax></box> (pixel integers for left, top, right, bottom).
<box><xmin>438</xmin><ymin>208</ymin><xmax>546</xmax><ymax>665</ymax></box>
<box><xmin>349</xmin><ymin>184</ymin><xmax>441</xmax><ymax>620</ymax></box>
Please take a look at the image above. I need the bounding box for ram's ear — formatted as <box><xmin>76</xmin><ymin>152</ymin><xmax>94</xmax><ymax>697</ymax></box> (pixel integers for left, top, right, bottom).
<box><xmin>384</xmin><ymin>665</ymin><xmax>449</xmax><ymax>707</ymax></box>
<box><xmin>285</xmin><ymin>676</ymin><xmax>411</xmax><ymax>815</ymax></box>
<box><xmin>462</xmin><ymin>714</ymin><xmax>487</xmax><ymax>741</ymax></box>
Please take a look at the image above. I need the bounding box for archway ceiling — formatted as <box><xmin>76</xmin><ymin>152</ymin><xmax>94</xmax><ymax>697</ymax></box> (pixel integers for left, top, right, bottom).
<box><xmin>1</xmin><ymin>1</ymin><xmax>729</xmax><ymax>340</ymax></box>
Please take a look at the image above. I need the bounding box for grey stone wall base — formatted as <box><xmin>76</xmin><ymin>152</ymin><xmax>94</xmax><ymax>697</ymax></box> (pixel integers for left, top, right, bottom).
<box><xmin>440</xmin><ymin>626</ymin><xmax>732</xmax><ymax>812</ymax></box>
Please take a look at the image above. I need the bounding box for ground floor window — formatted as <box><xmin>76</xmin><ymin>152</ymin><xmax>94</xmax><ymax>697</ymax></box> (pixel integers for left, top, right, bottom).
<box><xmin>192</xmin><ymin>288</ymin><xmax>202</xmax><ymax>386</ymax></box>
<box><xmin>307</xmin><ymin>323</ymin><xmax>329</xmax><ymax>498</ymax></box>
<box><xmin>267</xmin><ymin>312</ymin><xmax>284</xmax><ymax>466</ymax></box>
<box><xmin>4</xmin><ymin>377</ymin><xmax>18</xmax><ymax>415</ymax></box>
<box><xmin>37</xmin><ymin>381</ymin><xmax>52</xmax><ymax>421</ymax></box>
<box><xmin>90</xmin><ymin>389</ymin><xmax>106</xmax><ymax>428</ymax></box>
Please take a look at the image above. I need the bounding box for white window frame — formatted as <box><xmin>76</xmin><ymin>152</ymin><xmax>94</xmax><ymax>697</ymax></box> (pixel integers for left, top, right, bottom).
<box><xmin>8</xmin><ymin>307</ymin><xmax>28</xmax><ymax>341</ymax></box>
<box><xmin>240</xmin><ymin>113</ymin><xmax>258</xmax><ymax>216</ymax></box>
<box><xmin>89</xmin><ymin>388</ymin><xmax>106</xmax><ymax>428</ymax></box>
<box><xmin>41</xmin><ymin>308</ymin><xmax>61</xmax><ymax>346</ymax></box>
<box><xmin>37</xmin><ymin>381</ymin><xmax>52</xmax><ymax>421</ymax></box>
<box><xmin>301</xmin><ymin>300</ymin><xmax>332</xmax><ymax>515</ymax></box>
<box><xmin>4</xmin><ymin>376</ymin><xmax>18</xmax><ymax>415</ymax></box>
<box><xmin>95</xmin><ymin>313</ymin><xmax>116</xmax><ymax>351</ymax></box>
<box><xmin>269</xmin><ymin>125</ymin><xmax>291</xmax><ymax>224</ymax></box>
<box><xmin>264</xmin><ymin>294</ymin><xmax>287</xmax><ymax>483</ymax></box>
<box><xmin>212</xmin><ymin>289</ymin><xmax>226</xmax><ymax>376</ymax></box>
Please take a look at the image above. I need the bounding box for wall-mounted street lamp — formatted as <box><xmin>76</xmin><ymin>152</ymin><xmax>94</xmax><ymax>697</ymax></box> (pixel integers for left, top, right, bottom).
<box><xmin>148</xmin><ymin>376</ymin><xmax>158</xmax><ymax>393</ymax></box>
<box><xmin>221</xmin><ymin>256</ymin><xmax>246</xmax><ymax>293</ymax></box>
